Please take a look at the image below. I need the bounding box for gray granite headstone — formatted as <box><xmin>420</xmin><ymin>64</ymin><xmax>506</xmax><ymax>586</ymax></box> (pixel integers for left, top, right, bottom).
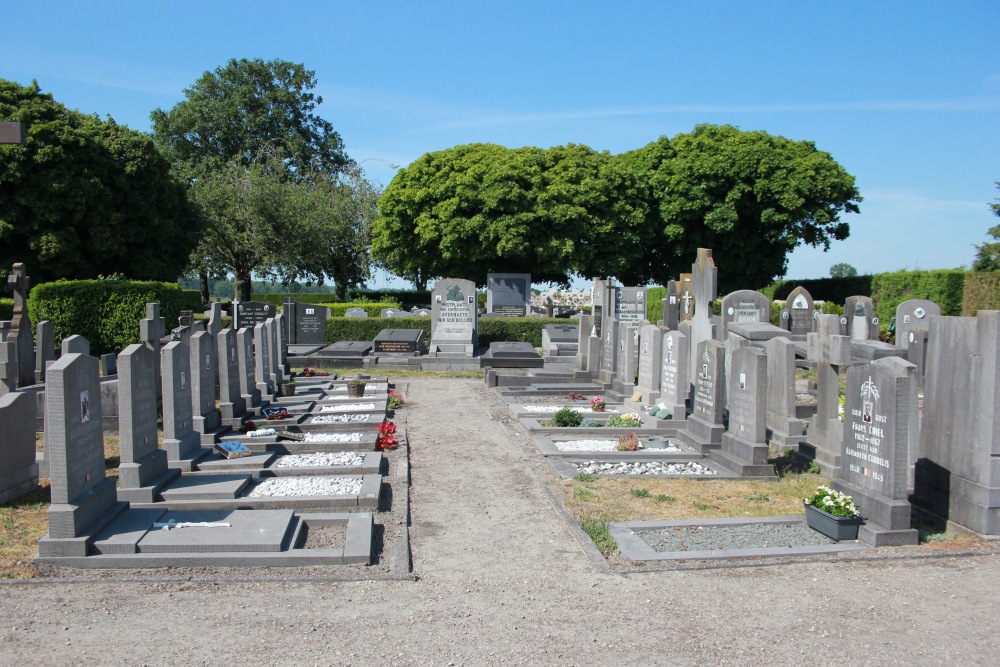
<box><xmin>0</xmin><ymin>339</ymin><xmax>16</xmax><ymax>395</ymax></box>
<box><xmin>613</xmin><ymin>321</ymin><xmax>637</xmax><ymax>395</ymax></box>
<box><xmin>895</xmin><ymin>299</ymin><xmax>940</xmax><ymax>350</ymax></box>
<box><xmin>0</xmin><ymin>391</ymin><xmax>39</xmax><ymax>504</ymax></box>
<box><xmin>117</xmin><ymin>344</ymin><xmax>177</xmax><ymax>502</ymax></box>
<box><xmin>575</xmin><ymin>314</ymin><xmax>594</xmax><ymax>372</ymax></box>
<box><xmin>834</xmin><ymin>356</ymin><xmax>919</xmax><ymax>546</ymax></box>
<box><xmin>677</xmin><ymin>339</ymin><xmax>726</xmax><ymax>454</ymax></box>
<box><xmin>274</xmin><ymin>311</ymin><xmax>289</xmax><ymax>372</ymax></box>
<box><xmin>487</xmin><ymin>273</ymin><xmax>531</xmax><ymax>317</ymax></box>
<box><xmin>636</xmin><ymin>323</ymin><xmax>663</xmax><ymax>404</ymax></box>
<box><xmin>6</xmin><ymin>263</ymin><xmax>35</xmax><ymax>388</ymax></box>
<box><xmin>614</xmin><ymin>286</ymin><xmax>647</xmax><ymax>328</ymax></box>
<box><xmin>765</xmin><ymin>337</ymin><xmax>806</xmax><ymax>449</ymax></box>
<box><xmin>678</xmin><ymin>273</ymin><xmax>694</xmax><ymax>322</ymax></box>
<box><xmin>235</xmin><ymin>300</ymin><xmax>273</xmax><ymax>329</ymax></box>
<box><xmin>62</xmin><ymin>335</ymin><xmax>90</xmax><ymax>356</ymax></box>
<box><xmin>720</xmin><ymin>290</ymin><xmax>770</xmax><ymax>340</ymax></box>
<box><xmin>430</xmin><ymin>278</ymin><xmax>478</xmax><ymax>356</ymax></box>
<box><xmin>598</xmin><ymin>315</ymin><xmax>618</xmax><ymax>384</ymax></box>
<box><xmin>845</xmin><ymin>296</ymin><xmax>879</xmax><ymax>341</ymax></box>
<box><xmin>660</xmin><ymin>330</ymin><xmax>689</xmax><ymax>419</ymax></box>
<box><xmin>265</xmin><ymin>318</ymin><xmax>284</xmax><ymax>386</ymax></box>
<box><xmin>782</xmin><ymin>286</ymin><xmax>816</xmax><ymax>338</ymax></box>
<box><xmin>35</xmin><ymin>320</ymin><xmax>56</xmax><ymax>383</ymax></box>
<box><xmin>802</xmin><ymin>315</ymin><xmax>851</xmax><ymax>475</ymax></box>
<box><xmin>254</xmin><ymin>323</ymin><xmax>273</xmax><ymax>398</ymax></box>
<box><xmin>662</xmin><ymin>280</ymin><xmax>679</xmax><ymax>330</ymax></box>
<box><xmin>189</xmin><ymin>330</ymin><xmax>221</xmax><ymax>438</ymax></box>
<box><xmin>217</xmin><ymin>328</ymin><xmax>246</xmax><ymax>426</ymax></box>
<box><xmin>295</xmin><ymin>303</ymin><xmax>328</xmax><ymax>345</ymax></box>
<box><xmin>711</xmin><ymin>346</ymin><xmax>773</xmax><ymax>477</ymax></box>
<box><xmin>905</xmin><ymin>327</ymin><xmax>930</xmax><ymax>388</ymax></box>
<box><xmin>161</xmin><ymin>341</ymin><xmax>206</xmax><ymax>470</ymax></box>
<box><xmin>99</xmin><ymin>353</ymin><xmax>117</xmax><ymax>377</ymax></box>
<box><xmin>236</xmin><ymin>327</ymin><xmax>262</xmax><ymax>410</ymax></box>
<box><xmin>344</xmin><ymin>307</ymin><xmax>369</xmax><ymax>318</ymax></box>
<box><xmin>689</xmin><ymin>249</ymin><xmax>718</xmax><ymax>385</ymax></box>
<box><xmin>207</xmin><ymin>302</ymin><xmax>224</xmax><ymax>337</ymax></box>
<box><xmin>140</xmin><ymin>303</ymin><xmax>165</xmax><ymax>396</ymax></box>
<box><xmin>373</xmin><ymin>329</ymin><xmax>424</xmax><ymax>355</ymax></box>
<box><xmin>381</xmin><ymin>308</ymin><xmax>413</xmax><ymax>318</ymax></box>
<box><xmin>37</xmin><ymin>353</ymin><xmax>123</xmax><ymax>557</ymax></box>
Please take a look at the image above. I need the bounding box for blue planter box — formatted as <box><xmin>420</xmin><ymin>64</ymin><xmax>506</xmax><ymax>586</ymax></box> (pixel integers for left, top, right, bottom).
<box><xmin>804</xmin><ymin>502</ymin><xmax>863</xmax><ymax>541</ymax></box>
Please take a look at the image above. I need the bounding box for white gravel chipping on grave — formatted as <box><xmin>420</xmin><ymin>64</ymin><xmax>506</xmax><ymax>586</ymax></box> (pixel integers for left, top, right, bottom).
<box><xmin>302</xmin><ymin>432</ymin><xmax>364</xmax><ymax>443</ymax></box>
<box><xmin>554</xmin><ymin>439</ymin><xmax>620</xmax><ymax>451</ymax></box>
<box><xmin>523</xmin><ymin>405</ymin><xmax>618</xmax><ymax>414</ymax></box>
<box><xmin>573</xmin><ymin>460</ymin><xmax>718</xmax><ymax>476</ymax></box>
<box><xmin>319</xmin><ymin>403</ymin><xmax>375</xmax><ymax>412</ymax></box>
<box><xmin>273</xmin><ymin>452</ymin><xmax>364</xmax><ymax>468</ymax></box>
<box><xmin>308</xmin><ymin>413</ymin><xmax>371</xmax><ymax>423</ymax></box>
<box><xmin>247</xmin><ymin>476</ymin><xmax>363</xmax><ymax>497</ymax></box>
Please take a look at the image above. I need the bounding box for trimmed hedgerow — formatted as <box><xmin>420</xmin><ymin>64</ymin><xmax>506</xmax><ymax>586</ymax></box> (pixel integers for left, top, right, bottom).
<box><xmin>870</xmin><ymin>269</ymin><xmax>965</xmax><ymax>320</ymax></box>
<box><xmin>0</xmin><ymin>297</ymin><xmax>12</xmax><ymax>321</ymax></box>
<box><xmin>961</xmin><ymin>271</ymin><xmax>1000</xmax><ymax>316</ymax></box>
<box><xmin>324</xmin><ymin>315</ymin><xmax>570</xmax><ymax>348</ymax></box>
<box><xmin>28</xmin><ymin>279</ymin><xmax>201</xmax><ymax>355</ymax></box>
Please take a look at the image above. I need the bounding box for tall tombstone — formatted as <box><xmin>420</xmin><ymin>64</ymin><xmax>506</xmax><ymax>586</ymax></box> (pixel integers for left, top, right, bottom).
<box><xmin>62</xmin><ymin>335</ymin><xmax>90</xmax><ymax>356</ymax></box>
<box><xmin>613</xmin><ymin>321</ymin><xmax>637</xmax><ymax>395</ymax></box>
<box><xmin>802</xmin><ymin>315</ymin><xmax>852</xmax><ymax>475</ymax></box>
<box><xmin>905</xmin><ymin>327</ymin><xmax>930</xmax><ymax>388</ymax></box>
<box><xmin>677</xmin><ymin>339</ymin><xmax>726</xmax><ymax>454</ymax></box>
<box><xmin>895</xmin><ymin>299</ymin><xmax>940</xmax><ymax>351</ymax></box>
<box><xmin>6</xmin><ymin>263</ymin><xmax>35</xmax><ymax>388</ymax></box>
<box><xmin>235</xmin><ymin>300</ymin><xmax>274</xmax><ymax>330</ymax></box>
<box><xmin>614</xmin><ymin>286</ymin><xmax>647</xmax><ymax>328</ymax></box>
<box><xmin>914</xmin><ymin>311</ymin><xmax>1000</xmax><ymax>537</ymax></box>
<box><xmin>765</xmin><ymin>337</ymin><xmax>806</xmax><ymax>448</ymax></box>
<box><xmin>575</xmin><ymin>313</ymin><xmax>594</xmax><ymax>372</ymax></box>
<box><xmin>834</xmin><ymin>356</ymin><xmax>919</xmax><ymax>546</ymax></box>
<box><xmin>117</xmin><ymin>344</ymin><xmax>178</xmax><ymax>502</ymax></box>
<box><xmin>189</xmin><ymin>330</ymin><xmax>222</xmax><ymax>441</ymax></box>
<box><xmin>660</xmin><ymin>330</ymin><xmax>690</xmax><ymax>419</ymax></box>
<box><xmin>590</xmin><ymin>278</ymin><xmax>612</xmax><ymax>338</ymax></box>
<box><xmin>723</xmin><ymin>336</ymin><xmax>750</xmax><ymax>406</ymax></box>
<box><xmin>688</xmin><ymin>249</ymin><xmax>718</xmax><ymax>385</ymax></box>
<box><xmin>140</xmin><ymin>302</ymin><xmax>166</xmax><ymax>395</ymax></box>
<box><xmin>661</xmin><ymin>280</ymin><xmax>679</xmax><ymax>330</ymax></box>
<box><xmin>430</xmin><ymin>278</ymin><xmax>478</xmax><ymax>356</ymax></box>
<box><xmin>282</xmin><ymin>297</ymin><xmax>297</xmax><ymax>344</ymax></box>
<box><xmin>236</xmin><ymin>327</ymin><xmax>262</xmax><ymax>410</ymax></box>
<box><xmin>273</xmin><ymin>311</ymin><xmax>289</xmax><ymax>372</ymax></box>
<box><xmin>598</xmin><ymin>315</ymin><xmax>618</xmax><ymax>385</ymax></box>
<box><xmin>781</xmin><ymin>286</ymin><xmax>816</xmax><ymax>338</ymax></box>
<box><xmin>0</xmin><ymin>339</ymin><xmax>16</xmax><ymax>396</ymax></box>
<box><xmin>0</xmin><ymin>391</ymin><xmax>39</xmax><ymax>504</ymax></box>
<box><xmin>217</xmin><ymin>328</ymin><xmax>246</xmax><ymax>427</ymax></box>
<box><xmin>37</xmin><ymin>354</ymin><xmax>124</xmax><ymax>557</ymax></box>
<box><xmin>294</xmin><ymin>303</ymin><xmax>327</xmax><ymax>346</ymax></box>
<box><xmin>206</xmin><ymin>302</ymin><xmax>224</xmax><ymax>337</ymax></box>
<box><xmin>161</xmin><ymin>341</ymin><xmax>208</xmax><ymax>471</ymax></box>
<box><xmin>844</xmin><ymin>296</ymin><xmax>879</xmax><ymax>341</ymax></box>
<box><xmin>35</xmin><ymin>320</ymin><xmax>56</xmax><ymax>383</ymax></box>
<box><xmin>711</xmin><ymin>347</ymin><xmax>774</xmax><ymax>478</ymax></box>
<box><xmin>265</xmin><ymin>318</ymin><xmax>284</xmax><ymax>387</ymax></box>
<box><xmin>486</xmin><ymin>273</ymin><xmax>531</xmax><ymax>317</ymax></box>
<box><xmin>254</xmin><ymin>323</ymin><xmax>274</xmax><ymax>398</ymax></box>
<box><xmin>635</xmin><ymin>323</ymin><xmax>664</xmax><ymax>404</ymax></box>
<box><xmin>719</xmin><ymin>290</ymin><xmax>770</xmax><ymax>339</ymax></box>
<box><xmin>678</xmin><ymin>273</ymin><xmax>694</xmax><ymax>322</ymax></box>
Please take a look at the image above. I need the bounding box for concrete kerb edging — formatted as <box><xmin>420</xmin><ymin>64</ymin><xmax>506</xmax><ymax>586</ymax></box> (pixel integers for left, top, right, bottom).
<box><xmin>393</xmin><ymin>420</ymin><xmax>415</xmax><ymax>578</ymax></box>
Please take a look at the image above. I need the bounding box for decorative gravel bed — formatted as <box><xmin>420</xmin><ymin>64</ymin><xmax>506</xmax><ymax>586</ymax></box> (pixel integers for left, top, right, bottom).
<box><xmin>308</xmin><ymin>413</ymin><xmax>371</xmax><ymax>423</ymax></box>
<box><xmin>302</xmin><ymin>432</ymin><xmax>365</xmax><ymax>443</ymax></box>
<box><xmin>523</xmin><ymin>405</ymin><xmax>619</xmax><ymax>414</ymax></box>
<box><xmin>247</xmin><ymin>476</ymin><xmax>363</xmax><ymax>498</ymax></box>
<box><xmin>636</xmin><ymin>522</ymin><xmax>835</xmax><ymax>553</ymax></box>
<box><xmin>273</xmin><ymin>452</ymin><xmax>365</xmax><ymax>468</ymax></box>
<box><xmin>319</xmin><ymin>403</ymin><xmax>376</xmax><ymax>412</ymax></box>
<box><xmin>574</xmin><ymin>460</ymin><xmax>718</xmax><ymax>476</ymax></box>
<box><xmin>555</xmin><ymin>439</ymin><xmax>619</xmax><ymax>451</ymax></box>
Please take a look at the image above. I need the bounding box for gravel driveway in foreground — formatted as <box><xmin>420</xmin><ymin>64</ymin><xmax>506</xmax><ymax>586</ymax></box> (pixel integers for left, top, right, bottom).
<box><xmin>1</xmin><ymin>378</ymin><xmax>998</xmax><ymax>666</ymax></box>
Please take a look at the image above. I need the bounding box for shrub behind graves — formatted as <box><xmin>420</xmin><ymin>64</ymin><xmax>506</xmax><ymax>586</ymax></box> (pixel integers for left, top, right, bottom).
<box><xmin>0</xmin><ymin>297</ymin><xmax>12</xmax><ymax>320</ymax></box>
<box><xmin>479</xmin><ymin>317</ymin><xmax>567</xmax><ymax>348</ymax></box>
<box><xmin>326</xmin><ymin>316</ymin><xmax>433</xmax><ymax>344</ymax></box>
<box><xmin>29</xmin><ymin>279</ymin><xmax>201</xmax><ymax>355</ymax></box>
<box><xmin>961</xmin><ymin>271</ymin><xmax>1000</xmax><ymax>315</ymax></box>
<box><xmin>326</xmin><ymin>302</ymin><xmax>401</xmax><ymax>317</ymax></box>
<box><xmin>870</xmin><ymin>269</ymin><xmax>965</xmax><ymax>320</ymax></box>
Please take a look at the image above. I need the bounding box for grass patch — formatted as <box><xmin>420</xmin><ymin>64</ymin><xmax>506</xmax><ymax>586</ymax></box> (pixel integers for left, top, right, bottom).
<box><xmin>630</xmin><ymin>488</ymin><xmax>650</xmax><ymax>499</ymax></box>
<box><xmin>654</xmin><ymin>494</ymin><xmax>674</xmax><ymax>504</ymax></box>
<box><xmin>579</xmin><ymin>512</ymin><xmax>617</xmax><ymax>556</ymax></box>
<box><xmin>574</xmin><ymin>472</ymin><xmax>598</xmax><ymax>483</ymax></box>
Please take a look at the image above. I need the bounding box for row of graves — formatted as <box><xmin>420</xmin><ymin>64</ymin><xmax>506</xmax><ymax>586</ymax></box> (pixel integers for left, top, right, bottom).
<box><xmin>274</xmin><ymin>273</ymin><xmax>581</xmax><ymax>371</ymax></box>
<box><xmin>489</xmin><ymin>248</ymin><xmax>1000</xmax><ymax>550</ymax></box>
<box><xmin>0</xmin><ymin>265</ymin><xmax>404</xmax><ymax>568</ymax></box>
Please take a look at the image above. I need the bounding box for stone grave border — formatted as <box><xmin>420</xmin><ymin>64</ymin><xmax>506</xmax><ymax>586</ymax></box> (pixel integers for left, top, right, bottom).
<box><xmin>532</xmin><ymin>434</ymin><xmax>701</xmax><ymax>460</ymax></box>
<box><xmin>547</xmin><ymin>457</ymin><xmax>733</xmax><ymax>480</ymax></box>
<box><xmin>192</xmin><ymin>451</ymin><xmax>384</xmax><ymax>477</ymax></box>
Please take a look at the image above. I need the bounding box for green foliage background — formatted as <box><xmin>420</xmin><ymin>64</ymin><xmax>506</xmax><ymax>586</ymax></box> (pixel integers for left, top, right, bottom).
<box><xmin>325</xmin><ymin>315</ymin><xmax>567</xmax><ymax>348</ymax></box>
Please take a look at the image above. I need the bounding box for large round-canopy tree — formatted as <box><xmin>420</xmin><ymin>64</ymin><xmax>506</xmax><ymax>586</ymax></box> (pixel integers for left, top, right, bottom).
<box><xmin>0</xmin><ymin>79</ymin><xmax>198</xmax><ymax>282</ymax></box>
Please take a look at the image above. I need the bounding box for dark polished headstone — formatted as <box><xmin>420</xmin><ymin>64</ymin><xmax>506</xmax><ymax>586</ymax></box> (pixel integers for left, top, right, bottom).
<box><xmin>374</xmin><ymin>329</ymin><xmax>424</xmax><ymax>355</ymax></box>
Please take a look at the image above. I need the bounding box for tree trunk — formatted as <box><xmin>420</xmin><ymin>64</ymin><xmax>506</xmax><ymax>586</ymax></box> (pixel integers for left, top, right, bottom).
<box><xmin>234</xmin><ymin>270</ymin><xmax>253</xmax><ymax>302</ymax></box>
<box><xmin>199</xmin><ymin>269</ymin><xmax>210</xmax><ymax>306</ymax></box>
<box><xmin>335</xmin><ymin>281</ymin><xmax>348</xmax><ymax>301</ymax></box>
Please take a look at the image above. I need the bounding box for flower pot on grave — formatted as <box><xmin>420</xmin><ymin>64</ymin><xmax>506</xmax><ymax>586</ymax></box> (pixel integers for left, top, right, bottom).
<box><xmin>804</xmin><ymin>502</ymin><xmax>863</xmax><ymax>541</ymax></box>
<box><xmin>347</xmin><ymin>382</ymin><xmax>366</xmax><ymax>398</ymax></box>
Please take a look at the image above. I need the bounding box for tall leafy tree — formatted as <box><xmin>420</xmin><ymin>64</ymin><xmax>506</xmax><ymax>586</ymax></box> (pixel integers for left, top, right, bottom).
<box><xmin>971</xmin><ymin>183</ymin><xmax>1000</xmax><ymax>272</ymax></box>
<box><xmin>372</xmin><ymin>143</ymin><xmax>647</xmax><ymax>288</ymax></box>
<box><xmin>621</xmin><ymin>124</ymin><xmax>862</xmax><ymax>292</ymax></box>
<box><xmin>0</xmin><ymin>79</ymin><xmax>197</xmax><ymax>282</ymax></box>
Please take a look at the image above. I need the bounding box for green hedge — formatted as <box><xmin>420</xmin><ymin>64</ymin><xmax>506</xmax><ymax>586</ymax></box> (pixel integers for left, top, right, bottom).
<box><xmin>255</xmin><ymin>293</ymin><xmax>339</xmax><ymax>306</ymax></box>
<box><xmin>325</xmin><ymin>315</ymin><xmax>570</xmax><ymax>348</ymax></box>
<box><xmin>348</xmin><ymin>288</ymin><xmax>431</xmax><ymax>307</ymax></box>
<box><xmin>646</xmin><ymin>286</ymin><xmax>666</xmax><ymax>322</ymax></box>
<box><xmin>870</xmin><ymin>269</ymin><xmax>965</xmax><ymax>320</ymax></box>
<box><xmin>28</xmin><ymin>280</ymin><xmax>202</xmax><ymax>355</ymax></box>
<box><xmin>0</xmin><ymin>297</ymin><xmax>12</xmax><ymax>321</ymax></box>
<box><xmin>962</xmin><ymin>271</ymin><xmax>1000</xmax><ymax>315</ymax></box>
<box><xmin>327</xmin><ymin>301</ymin><xmax>401</xmax><ymax>317</ymax></box>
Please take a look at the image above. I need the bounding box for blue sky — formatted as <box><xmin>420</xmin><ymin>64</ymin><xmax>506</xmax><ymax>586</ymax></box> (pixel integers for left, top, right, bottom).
<box><xmin>4</xmin><ymin>1</ymin><xmax>998</xmax><ymax>289</ymax></box>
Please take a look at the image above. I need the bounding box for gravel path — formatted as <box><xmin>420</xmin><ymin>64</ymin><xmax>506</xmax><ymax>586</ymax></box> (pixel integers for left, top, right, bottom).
<box><xmin>1</xmin><ymin>378</ymin><xmax>999</xmax><ymax>665</ymax></box>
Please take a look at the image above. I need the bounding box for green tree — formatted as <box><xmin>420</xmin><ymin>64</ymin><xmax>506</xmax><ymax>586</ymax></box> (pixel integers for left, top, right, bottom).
<box><xmin>621</xmin><ymin>124</ymin><xmax>862</xmax><ymax>293</ymax></box>
<box><xmin>372</xmin><ymin>143</ymin><xmax>647</xmax><ymax>288</ymax></box>
<box><xmin>971</xmin><ymin>183</ymin><xmax>1000</xmax><ymax>272</ymax></box>
<box><xmin>0</xmin><ymin>79</ymin><xmax>197</xmax><ymax>283</ymax></box>
<box><xmin>829</xmin><ymin>262</ymin><xmax>859</xmax><ymax>278</ymax></box>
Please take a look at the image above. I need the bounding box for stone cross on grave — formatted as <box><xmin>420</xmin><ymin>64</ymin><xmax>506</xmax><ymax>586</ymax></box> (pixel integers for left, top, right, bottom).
<box><xmin>7</xmin><ymin>264</ymin><xmax>36</xmax><ymax>388</ymax></box>
<box><xmin>678</xmin><ymin>272</ymin><xmax>694</xmax><ymax>318</ymax></box>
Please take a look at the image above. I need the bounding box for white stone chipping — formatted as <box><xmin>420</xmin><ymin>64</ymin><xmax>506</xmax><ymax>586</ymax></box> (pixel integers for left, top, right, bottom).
<box><xmin>273</xmin><ymin>452</ymin><xmax>365</xmax><ymax>468</ymax></box>
<box><xmin>308</xmin><ymin>413</ymin><xmax>371</xmax><ymax>423</ymax></box>
<box><xmin>554</xmin><ymin>439</ymin><xmax>620</xmax><ymax>451</ymax></box>
<box><xmin>523</xmin><ymin>405</ymin><xmax>619</xmax><ymax>414</ymax></box>
<box><xmin>247</xmin><ymin>476</ymin><xmax>363</xmax><ymax>497</ymax></box>
<box><xmin>319</xmin><ymin>403</ymin><xmax>376</xmax><ymax>412</ymax></box>
<box><xmin>573</xmin><ymin>460</ymin><xmax>718</xmax><ymax>476</ymax></box>
<box><xmin>302</xmin><ymin>432</ymin><xmax>364</xmax><ymax>443</ymax></box>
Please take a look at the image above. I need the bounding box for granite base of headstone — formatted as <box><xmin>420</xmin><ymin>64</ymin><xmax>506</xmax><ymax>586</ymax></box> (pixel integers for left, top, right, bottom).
<box><xmin>710</xmin><ymin>347</ymin><xmax>777</xmax><ymax>479</ymax></box>
<box><xmin>37</xmin><ymin>354</ymin><xmax>126</xmax><ymax>557</ymax></box>
<box><xmin>0</xmin><ymin>391</ymin><xmax>39</xmax><ymax>504</ymax></box>
<box><xmin>833</xmin><ymin>356</ymin><xmax>919</xmax><ymax>546</ymax></box>
<box><xmin>676</xmin><ymin>340</ymin><xmax>726</xmax><ymax>454</ymax></box>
